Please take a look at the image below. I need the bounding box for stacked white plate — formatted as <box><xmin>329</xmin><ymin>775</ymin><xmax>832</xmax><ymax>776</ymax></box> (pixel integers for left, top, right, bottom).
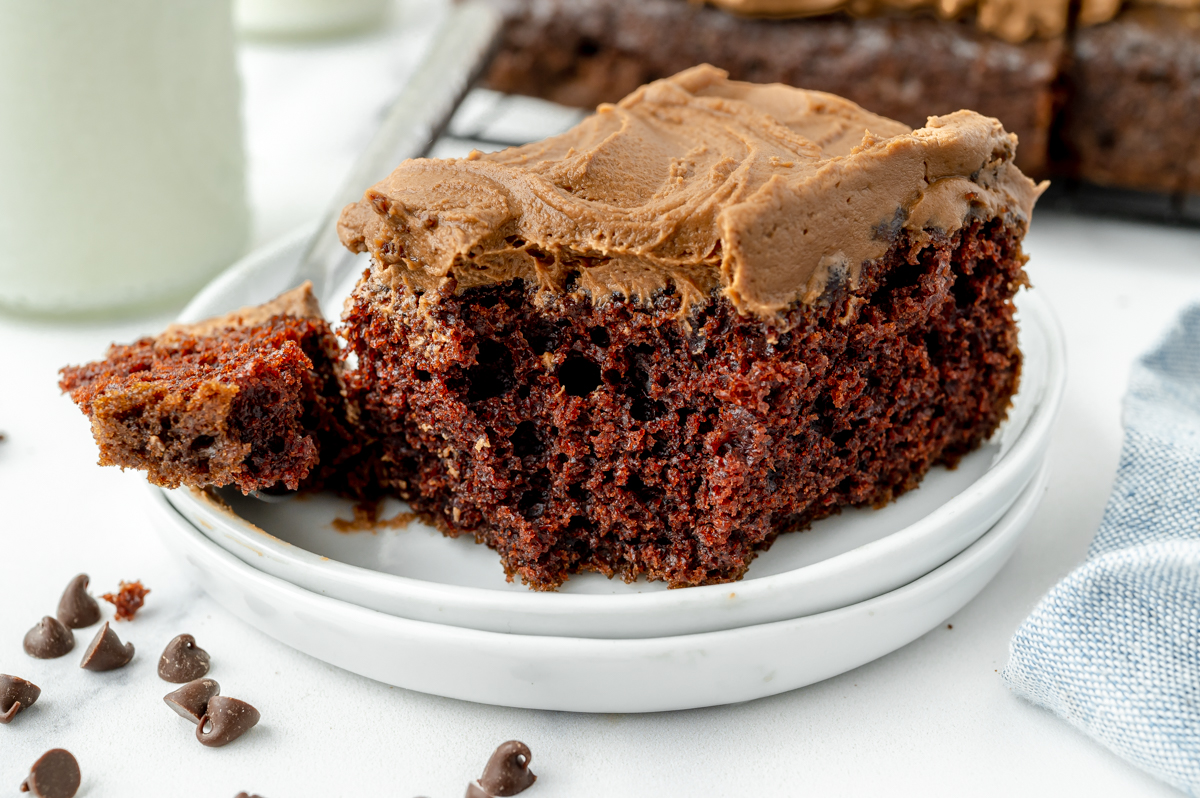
<box><xmin>146</xmin><ymin>227</ymin><xmax>1066</xmax><ymax>713</ymax></box>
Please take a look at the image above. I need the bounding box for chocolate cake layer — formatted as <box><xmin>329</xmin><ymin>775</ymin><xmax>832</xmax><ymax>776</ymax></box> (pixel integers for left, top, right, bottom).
<box><xmin>483</xmin><ymin>1</ymin><xmax>1063</xmax><ymax>177</ymax></box>
<box><xmin>341</xmin><ymin>217</ymin><xmax>1026</xmax><ymax>588</ymax></box>
<box><xmin>60</xmin><ymin>284</ymin><xmax>354</xmax><ymax>494</ymax></box>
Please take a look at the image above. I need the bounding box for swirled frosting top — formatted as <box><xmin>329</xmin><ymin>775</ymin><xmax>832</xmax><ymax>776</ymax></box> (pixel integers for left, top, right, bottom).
<box><xmin>701</xmin><ymin>0</ymin><xmax>1200</xmax><ymax>43</ymax></box>
<box><xmin>338</xmin><ymin>65</ymin><xmax>1040</xmax><ymax>320</ymax></box>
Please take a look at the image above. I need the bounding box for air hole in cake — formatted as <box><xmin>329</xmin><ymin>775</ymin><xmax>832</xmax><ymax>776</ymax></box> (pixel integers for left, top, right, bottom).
<box><xmin>924</xmin><ymin>331</ymin><xmax>943</xmax><ymax>358</ymax></box>
<box><xmin>952</xmin><ymin>278</ymin><xmax>978</xmax><ymax>309</ymax></box>
<box><xmin>415</xmin><ymin>370</ymin><xmax>431</xmax><ymax>382</ymax></box>
<box><xmin>519</xmin><ymin>489</ymin><xmax>547</xmax><ymax>520</ymax></box>
<box><xmin>502</xmin><ymin>288</ymin><xmax>526</xmax><ymax>311</ymax></box>
<box><xmin>190</xmin><ymin>435</ymin><xmax>215</xmax><ymax>451</ymax></box>
<box><xmin>631</xmin><ymin>397</ymin><xmax>666</xmax><ymax>422</ymax></box>
<box><xmin>557</xmin><ymin>355</ymin><xmax>602</xmax><ymax>397</ymax></box>
<box><xmin>466</xmin><ymin>340</ymin><xmax>515</xmax><ymax>402</ymax></box>
<box><xmin>524</xmin><ymin>319</ymin><xmax>557</xmax><ymax>355</ymax></box>
<box><xmin>625</xmin><ymin>472</ymin><xmax>663</xmax><ymax>506</ymax></box>
<box><xmin>870</xmin><ymin>263</ymin><xmax>925</xmax><ymax>308</ymax></box>
<box><xmin>589</xmin><ymin>327</ymin><xmax>610</xmax><ymax>347</ymax></box>
<box><xmin>268</xmin><ymin>436</ymin><xmax>286</xmax><ymax>454</ymax></box>
<box><xmin>511</xmin><ymin>421</ymin><xmax>544</xmax><ymax>458</ymax></box>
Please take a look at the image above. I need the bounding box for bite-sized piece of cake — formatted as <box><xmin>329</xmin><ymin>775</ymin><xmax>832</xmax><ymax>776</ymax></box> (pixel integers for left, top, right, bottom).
<box><xmin>1059</xmin><ymin>6</ymin><xmax>1200</xmax><ymax>198</ymax></box>
<box><xmin>483</xmin><ymin>0</ymin><xmax>1064</xmax><ymax>176</ymax></box>
<box><xmin>60</xmin><ymin>283</ymin><xmax>353</xmax><ymax>494</ymax></box>
<box><xmin>338</xmin><ymin>65</ymin><xmax>1042</xmax><ymax>589</ymax></box>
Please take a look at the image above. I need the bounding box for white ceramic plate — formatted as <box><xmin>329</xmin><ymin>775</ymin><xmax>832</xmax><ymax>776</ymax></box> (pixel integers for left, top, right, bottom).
<box><xmin>161</xmin><ymin>226</ymin><xmax>1065</xmax><ymax>639</ymax></box>
<box><xmin>149</xmin><ymin>461</ymin><xmax>1049</xmax><ymax>713</ymax></box>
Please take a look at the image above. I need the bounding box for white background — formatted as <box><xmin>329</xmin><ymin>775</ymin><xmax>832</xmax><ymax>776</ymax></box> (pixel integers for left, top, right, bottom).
<box><xmin>2</xmin><ymin>2</ymin><xmax>1198</xmax><ymax>795</ymax></box>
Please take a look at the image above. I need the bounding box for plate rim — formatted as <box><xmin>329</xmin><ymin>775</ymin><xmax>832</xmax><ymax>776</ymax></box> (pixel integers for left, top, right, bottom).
<box><xmin>149</xmin><ymin>462</ymin><xmax>1050</xmax><ymax>712</ymax></box>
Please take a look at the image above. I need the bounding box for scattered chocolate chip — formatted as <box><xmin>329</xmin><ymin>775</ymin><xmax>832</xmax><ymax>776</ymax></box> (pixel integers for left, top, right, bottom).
<box><xmin>233</xmin><ymin>793</ymin><xmax>265</xmax><ymax>798</ymax></box>
<box><xmin>23</xmin><ymin>617</ymin><xmax>74</xmax><ymax>659</ymax></box>
<box><xmin>197</xmin><ymin>696</ymin><xmax>260</xmax><ymax>747</ymax></box>
<box><xmin>56</xmin><ymin>574</ymin><xmax>101</xmax><ymax>629</ymax></box>
<box><xmin>79</xmin><ymin>622</ymin><xmax>134</xmax><ymax>671</ymax></box>
<box><xmin>158</xmin><ymin>634</ymin><xmax>211</xmax><ymax>683</ymax></box>
<box><xmin>19</xmin><ymin>749</ymin><xmax>80</xmax><ymax>798</ymax></box>
<box><xmin>101</xmin><ymin>580</ymin><xmax>149</xmax><ymax>621</ymax></box>
<box><xmin>0</xmin><ymin>674</ymin><xmax>41</xmax><ymax>724</ymax></box>
<box><xmin>467</xmin><ymin>741</ymin><xmax>537</xmax><ymax>798</ymax></box>
<box><xmin>164</xmin><ymin>678</ymin><xmax>220</xmax><ymax>724</ymax></box>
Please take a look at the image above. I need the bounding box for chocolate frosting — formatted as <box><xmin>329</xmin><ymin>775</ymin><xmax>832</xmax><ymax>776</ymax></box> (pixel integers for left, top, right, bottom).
<box><xmin>700</xmin><ymin>0</ymin><xmax>1200</xmax><ymax>43</ymax></box>
<box><xmin>339</xmin><ymin>65</ymin><xmax>1040</xmax><ymax>321</ymax></box>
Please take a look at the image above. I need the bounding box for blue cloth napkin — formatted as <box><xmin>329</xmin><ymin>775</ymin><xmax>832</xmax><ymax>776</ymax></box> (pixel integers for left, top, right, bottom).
<box><xmin>1004</xmin><ymin>306</ymin><xmax>1200</xmax><ymax>795</ymax></box>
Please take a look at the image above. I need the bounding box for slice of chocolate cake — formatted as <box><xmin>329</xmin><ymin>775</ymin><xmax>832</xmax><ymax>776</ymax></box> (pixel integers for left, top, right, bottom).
<box><xmin>60</xmin><ymin>283</ymin><xmax>354</xmax><ymax>494</ymax></box>
<box><xmin>337</xmin><ymin>65</ymin><xmax>1042</xmax><ymax>589</ymax></box>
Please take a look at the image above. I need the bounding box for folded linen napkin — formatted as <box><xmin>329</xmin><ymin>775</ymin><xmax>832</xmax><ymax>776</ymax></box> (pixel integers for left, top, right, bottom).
<box><xmin>1004</xmin><ymin>307</ymin><xmax>1200</xmax><ymax>795</ymax></box>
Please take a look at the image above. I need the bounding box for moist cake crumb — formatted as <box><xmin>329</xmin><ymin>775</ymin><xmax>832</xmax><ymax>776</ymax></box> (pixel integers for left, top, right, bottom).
<box><xmin>101</xmin><ymin>580</ymin><xmax>150</xmax><ymax>621</ymax></box>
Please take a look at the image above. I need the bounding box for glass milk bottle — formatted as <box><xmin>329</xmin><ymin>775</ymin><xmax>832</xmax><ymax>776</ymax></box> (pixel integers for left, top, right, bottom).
<box><xmin>0</xmin><ymin>0</ymin><xmax>250</xmax><ymax>315</ymax></box>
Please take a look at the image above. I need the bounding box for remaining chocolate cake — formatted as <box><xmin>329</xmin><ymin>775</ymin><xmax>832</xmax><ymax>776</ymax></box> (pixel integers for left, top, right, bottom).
<box><xmin>484</xmin><ymin>0</ymin><xmax>1065</xmax><ymax>176</ymax></box>
<box><xmin>483</xmin><ymin>0</ymin><xmax>1200</xmax><ymax>206</ymax></box>
<box><xmin>1058</xmin><ymin>6</ymin><xmax>1200</xmax><ymax>197</ymax></box>
<box><xmin>336</xmin><ymin>65</ymin><xmax>1040</xmax><ymax>589</ymax></box>
<box><xmin>60</xmin><ymin>284</ymin><xmax>353</xmax><ymax>494</ymax></box>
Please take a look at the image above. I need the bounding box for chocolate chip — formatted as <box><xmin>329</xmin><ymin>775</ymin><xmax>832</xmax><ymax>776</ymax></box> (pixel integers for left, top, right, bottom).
<box><xmin>158</xmin><ymin>634</ymin><xmax>211</xmax><ymax>683</ymax></box>
<box><xmin>164</xmin><ymin>678</ymin><xmax>220</xmax><ymax>724</ymax></box>
<box><xmin>19</xmin><ymin>749</ymin><xmax>80</xmax><ymax>798</ymax></box>
<box><xmin>468</xmin><ymin>740</ymin><xmax>537</xmax><ymax>798</ymax></box>
<box><xmin>197</xmin><ymin>696</ymin><xmax>260</xmax><ymax>747</ymax></box>
<box><xmin>233</xmin><ymin>793</ymin><xmax>265</xmax><ymax>798</ymax></box>
<box><xmin>79</xmin><ymin>622</ymin><xmax>134</xmax><ymax>671</ymax></box>
<box><xmin>56</xmin><ymin>574</ymin><xmax>101</xmax><ymax>629</ymax></box>
<box><xmin>23</xmin><ymin>617</ymin><xmax>74</xmax><ymax>659</ymax></box>
<box><xmin>0</xmin><ymin>674</ymin><xmax>41</xmax><ymax>724</ymax></box>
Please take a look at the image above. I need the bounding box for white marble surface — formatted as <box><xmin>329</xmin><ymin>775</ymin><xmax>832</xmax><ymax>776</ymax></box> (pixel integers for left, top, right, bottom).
<box><xmin>2</xmin><ymin>3</ymin><xmax>1199</xmax><ymax>795</ymax></box>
